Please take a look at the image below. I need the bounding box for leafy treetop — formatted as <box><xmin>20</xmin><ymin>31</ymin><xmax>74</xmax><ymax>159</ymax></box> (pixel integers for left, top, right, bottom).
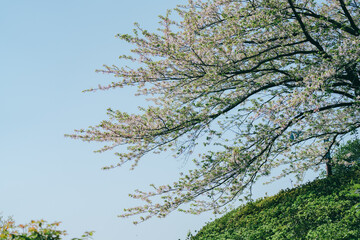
<box><xmin>0</xmin><ymin>217</ymin><xmax>94</xmax><ymax>240</ymax></box>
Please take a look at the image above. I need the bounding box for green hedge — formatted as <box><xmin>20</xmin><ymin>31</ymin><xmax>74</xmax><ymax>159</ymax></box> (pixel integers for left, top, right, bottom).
<box><xmin>191</xmin><ymin>168</ymin><xmax>360</xmax><ymax>240</ymax></box>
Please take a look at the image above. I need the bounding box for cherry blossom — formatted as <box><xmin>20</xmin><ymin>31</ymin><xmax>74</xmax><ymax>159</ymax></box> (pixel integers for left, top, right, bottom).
<box><xmin>67</xmin><ymin>0</ymin><xmax>360</xmax><ymax>223</ymax></box>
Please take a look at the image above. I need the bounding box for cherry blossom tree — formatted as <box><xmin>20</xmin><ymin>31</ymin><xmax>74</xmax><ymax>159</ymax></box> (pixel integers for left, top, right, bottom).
<box><xmin>67</xmin><ymin>0</ymin><xmax>360</xmax><ymax>223</ymax></box>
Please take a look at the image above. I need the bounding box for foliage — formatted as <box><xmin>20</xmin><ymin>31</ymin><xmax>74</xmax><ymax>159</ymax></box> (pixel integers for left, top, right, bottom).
<box><xmin>332</xmin><ymin>138</ymin><xmax>360</xmax><ymax>174</ymax></box>
<box><xmin>67</xmin><ymin>0</ymin><xmax>360</xmax><ymax>222</ymax></box>
<box><xmin>190</xmin><ymin>167</ymin><xmax>360</xmax><ymax>240</ymax></box>
<box><xmin>0</xmin><ymin>218</ymin><xmax>94</xmax><ymax>240</ymax></box>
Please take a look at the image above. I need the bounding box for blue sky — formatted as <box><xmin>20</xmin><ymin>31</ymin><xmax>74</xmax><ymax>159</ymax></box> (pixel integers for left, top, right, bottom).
<box><xmin>0</xmin><ymin>1</ymin><xmax>310</xmax><ymax>239</ymax></box>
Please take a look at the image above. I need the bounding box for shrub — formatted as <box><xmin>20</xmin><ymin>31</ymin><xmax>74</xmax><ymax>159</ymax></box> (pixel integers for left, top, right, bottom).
<box><xmin>0</xmin><ymin>217</ymin><xmax>94</xmax><ymax>240</ymax></box>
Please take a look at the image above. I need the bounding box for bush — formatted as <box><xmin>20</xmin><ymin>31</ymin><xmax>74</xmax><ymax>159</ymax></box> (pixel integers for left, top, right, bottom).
<box><xmin>190</xmin><ymin>168</ymin><xmax>360</xmax><ymax>239</ymax></box>
<box><xmin>0</xmin><ymin>217</ymin><xmax>94</xmax><ymax>240</ymax></box>
<box><xmin>333</xmin><ymin>139</ymin><xmax>360</xmax><ymax>175</ymax></box>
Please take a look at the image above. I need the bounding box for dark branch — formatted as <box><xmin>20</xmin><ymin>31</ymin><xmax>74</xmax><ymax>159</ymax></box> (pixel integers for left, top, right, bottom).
<box><xmin>339</xmin><ymin>0</ymin><xmax>360</xmax><ymax>33</ymax></box>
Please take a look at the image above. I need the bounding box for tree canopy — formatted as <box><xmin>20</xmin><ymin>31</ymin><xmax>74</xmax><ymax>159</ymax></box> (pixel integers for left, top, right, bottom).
<box><xmin>67</xmin><ymin>0</ymin><xmax>360</xmax><ymax>223</ymax></box>
<box><xmin>0</xmin><ymin>217</ymin><xmax>94</xmax><ymax>240</ymax></box>
<box><xmin>332</xmin><ymin>138</ymin><xmax>360</xmax><ymax>174</ymax></box>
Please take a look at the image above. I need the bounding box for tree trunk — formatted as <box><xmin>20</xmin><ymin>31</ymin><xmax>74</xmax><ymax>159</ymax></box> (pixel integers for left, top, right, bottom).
<box><xmin>326</xmin><ymin>162</ymin><xmax>333</xmax><ymax>177</ymax></box>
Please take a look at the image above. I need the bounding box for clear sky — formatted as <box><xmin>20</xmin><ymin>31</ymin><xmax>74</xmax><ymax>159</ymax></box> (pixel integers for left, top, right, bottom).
<box><xmin>0</xmin><ymin>1</ymin><xmax>313</xmax><ymax>239</ymax></box>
